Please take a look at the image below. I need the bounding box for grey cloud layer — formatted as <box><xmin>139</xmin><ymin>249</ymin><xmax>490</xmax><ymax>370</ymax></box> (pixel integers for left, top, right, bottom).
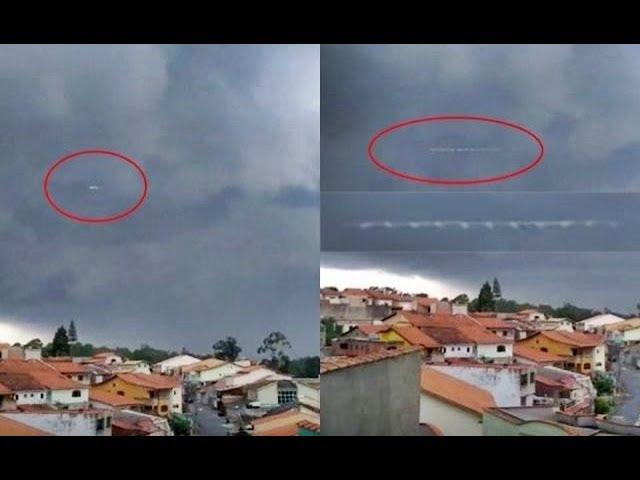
<box><xmin>0</xmin><ymin>45</ymin><xmax>319</xmax><ymax>355</ymax></box>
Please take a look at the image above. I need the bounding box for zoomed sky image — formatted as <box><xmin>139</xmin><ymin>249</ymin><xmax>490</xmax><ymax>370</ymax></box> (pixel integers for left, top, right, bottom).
<box><xmin>0</xmin><ymin>45</ymin><xmax>319</xmax><ymax>356</ymax></box>
<box><xmin>322</xmin><ymin>44</ymin><xmax>640</xmax><ymax>192</ymax></box>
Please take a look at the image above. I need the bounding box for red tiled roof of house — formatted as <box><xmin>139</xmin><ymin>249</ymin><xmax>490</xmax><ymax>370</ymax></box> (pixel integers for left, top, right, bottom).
<box><xmin>89</xmin><ymin>390</ymin><xmax>144</xmax><ymax>407</ymax></box>
<box><xmin>320</xmin><ymin>345</ymin><xmax>423</xmax><ymax>374</ymax></box>
<box><xmin>535</xmin><ymin>375</ymin><xmax>569</xmax><ymax>389</ymax></box>
<box><xmin>342</xmin><ymin>288</ymin><xmax>370</xmax><ymax>296</ymax></box>
<box><xmin>421</xmin><ymin>366</ymin><xmax>497</xmax><ymax>416</ymax></box>
<box><xmin>355</xmin><ymin>325</ymin><xmax>391</xmax><ymax>336</ymax></box>
<box><xmin>115</xmin><ymin>373</ymin><xmax>178</xmax><ymax>390</ymax></box>
<box><xmin>44</xmin><ymin>361</ymin><xmax>89</xmax><ymax>375</ymax></box>
<box><xmin>392</xmin><ymin>325</ymin><xmax>441</xmax><ymax>348</ymax></box>
<box><xmin>470</xmin><ymin>315</ymin><xmax>514</xmax><ymax>329</ymax></box>
<box><xmin>535</xmin><ymin>330</ymin><xmax>604</xmax><ymax>348</ymax></box>
<box><xmin>513</xmin><ymin>344</ymin><xmax>565</xmax><ymax>364</ymax></box>
<box><xmin>455</xmin><ymin>325</ymin><xmax>513</xmax><ymax>345</ymax></box>
<box><xmin>0</xmin><ymin>415</ymin><xmax>52</xmax><ymax>436</ymax></box>
<box><xmin>416</xmin><ymin>297</ymin><xmax>438</xmax><ymax>306</ymax></box>
<box><xmin>0</xmin><ymin>360</ymin><xmax>86</xmax><ymax>390</ymax></box>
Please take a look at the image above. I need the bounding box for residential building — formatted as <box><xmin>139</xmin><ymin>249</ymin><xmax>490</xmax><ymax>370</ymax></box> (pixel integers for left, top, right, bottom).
<box><xmin>513</xmin><ymin>344</ymin><xmax>565</xmax><ymax>367</ymax></box>
<box><xmin>44</xmin><ymin>360</ymin><xmax>92</xmax><ymax>385</ymax></box>
<box><xmin>517</xmin><ymin>330</ymin><xmax>606</xmax><ymax>374</ymax></box>
<box><xmin>430</xmin><ymin>363</ymin><xmax>536</xmax><ymax>407</ymax></box>
<box><xmin>93</xmin><ymin>373</ymin><xmax>182</xmax><ymax>416</ymax></box>
<box><xmin>420</xmin><ymin>366</ymin><xmax>497</xmax><ymax>436</ymax></box>
<box><xmin>111</xmin><ymin>409</ymin><xmax>172</xmax><ymax>436</ymax></box>
<box><xmin>153</xmin><ymin>354</ymin><xmax>201</xmax><ymax>375</ymax></box>
<box><xmin>89</xmin><ymin>390</ymin><xmax>144</xmax><ymax>411</ymax></box>
<box><xmin>604</xmin><ymin>318</ymin><xmax>640</xmax><ymax>344</ymax></box>
<box><xmin>321</xmin><ymin>346</ymin><xmax>423</xmax><ymax>436</ymax></box>
<box><xmin>534</xmin><ymin>366</ymin><xmax>596</xmax><ymax>414</ymax></box>
<box><xmin>0</xmin><ymin>359</ymin><xmax>89</xmax><ymax>408</ymax></box>
<box><xmin>111</xmin><ymin>360</ymin><xmax>151</xmax><ymax>374</ymax></box>
<box><xmin>90</xmin><ymin>352</ymin><xmax>123</xmax><ymax>365</ymax></box>
<box><xmin>0</xmin><ymin>343</ymin><xmax>23</xmax><ymax>360</ymax></box>
<box><xmin>182</xmin><ymin>357</ymin><xmax>242</xmax><ymax>384</ymax></box>
<box><xmin>248</xmin><ymin>405</ymin><xmax>320</xmax><ymax>436</ymax></box>
<box><xmin>518</xmin><ymin>309</ymin><xmax>547</xmax><ymax>321</ymax></box>
<box><xmin>575</xmin><ymin>313</ymin><xmax>626</xmax><ymax>332</ymax></box>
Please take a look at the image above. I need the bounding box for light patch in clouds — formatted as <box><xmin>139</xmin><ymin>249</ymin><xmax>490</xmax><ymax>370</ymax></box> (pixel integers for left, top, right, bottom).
<box><xmin>320</xmin><ymin>266</ymin><xmax>468</xmax><ymax>299</ymax></box>
<box><xmin>0</xmin><ymin>316</ymin><xmax>50</xmax><ymax>345</ymax></box>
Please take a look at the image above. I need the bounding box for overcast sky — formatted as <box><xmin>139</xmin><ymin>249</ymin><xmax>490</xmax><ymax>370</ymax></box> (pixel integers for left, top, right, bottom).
<box><xmin>0</xmin><ymin>45</ymin><xmax>319</xmax><ymax>356</ymax></box>
<box><xmin>321</xmin><ymin>252</ymin><xmax>640</xmax><ymax>315</ymax></box>
<box><xmin>322</xmin><ymin>44</ymin><xmax>640</xmax><ymax>192</ymax></box>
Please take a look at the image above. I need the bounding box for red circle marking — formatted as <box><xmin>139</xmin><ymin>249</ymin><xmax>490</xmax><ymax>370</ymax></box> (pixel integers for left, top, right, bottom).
<box><xmin>367</xmin><ymin>115</ymin><xmax>545</xmax><ymax>186</ymax></box>
<box><xmin>43</xmin><ymin>149</ymin><xmax>148</xmax><ymax>224</ymax></box>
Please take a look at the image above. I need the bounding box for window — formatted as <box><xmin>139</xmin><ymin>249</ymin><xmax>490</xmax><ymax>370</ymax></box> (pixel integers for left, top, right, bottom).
<box><xmin>278</xmin><ymin>390</ymin><xmax>298</xmax><ymax>405</ymax></box>
<box><xmin>583</xmin><ymin>363</ymin><xmax>591</xmax><ymax>371</ymax></box>
<box><xmin>106</xmin><ymin>417</ymin><xmax>111</xmax><ymax>428</ymax></box>
<box><xmin>571</xmin><ymin>348</ymin><xmax>578</xmax><ymax>356</ymax></box>
<box><xmin>116</xmin><ymin>391</ymin><xmax>125</xmax><ymax>396</ymax></box>
<box><xmin>497</xmin><ymin>345</ymin><xmax>506</xmax><ymax>353</ymax></box>
<box><xmin>96</xmin><ymin>418</ymin><xmax>105</xmax><ymax>431</ymax></box>
<box><xmin>160</xmin><ymin>405</ymin><xmax>168</xmax><ymax>412</ymax></box>
<box><xmin>173</xmin><ymin>390</ymin><xmax>177</xmax><ymax>396</ymax></box>
<box><xmin>339</xmin><ymin>343</ymin><xmax>348</xmax><ymax>349</ymax></box>
<box><xmin>72</xmin><ymin>390</ymin><xmax>82</xmax><ymax>398</ymax></box>
<box><xmin>529</xmin><ymin>372</ymin><xmax>535</xmax><ymax>383</ymax></box>
<box><xmin>520</xmin><ymin>374</ymin><xmax>528</xmax><ymax>386</ymax></box>
<box><xmin>149</xmin><ymin>391</ymin><xmax>155</xmax><ymax>398</ymax></box>
<box><xmin>40</xmin><ymin>393</ymin><xmax>44</xmax><ymax>399</ymax></box>
<box><xmin>596</xmin><ymin>362</ymin><xmax>603</xmax><ymax>367</ymax></box>
<box><xmin>466</xmin><ymin>347</ymin><xmax>470</xmax><ymax>352</ymax></box>
<box><xmin>30</xmin><ymin>393</ymin><xmax>34</xmax><ymax>397</ymax></box>
<box><xmin>77</xmin><ymin>375</ymin><xmax>84</xmax><ymax>382</ymax></box>
<box><xmin>540</xmin><ymin>347</ymin><xmax>548</xmax><ymax>352</ymax></box>
<box><xmin>173</xmin><ymin>404</ymin><xmax>179</xmax><ymax>409</ymax></box>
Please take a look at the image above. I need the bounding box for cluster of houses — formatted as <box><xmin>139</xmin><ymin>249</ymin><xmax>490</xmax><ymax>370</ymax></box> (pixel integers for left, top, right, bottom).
<box><xmin>321</xmin><ymin>287</ymin><xmax>640</xmax><ymax>436</ymax></box>
<box><xmin>0</xmin><ymin>345</ymin><xmax>319</xmax><ymax>436</ymax></box>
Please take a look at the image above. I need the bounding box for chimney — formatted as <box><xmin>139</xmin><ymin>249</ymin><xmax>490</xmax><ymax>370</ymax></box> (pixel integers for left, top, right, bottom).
<box><xmin>452</xmin><ymin>303</ymin><xmax>468</xmax><ymax>315</ymax></box>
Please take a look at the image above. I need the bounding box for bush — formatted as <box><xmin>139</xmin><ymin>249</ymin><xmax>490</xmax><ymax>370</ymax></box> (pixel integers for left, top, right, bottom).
<box><xmin>595</xmin><ymin>396</ymin><xmax>614</xmax><ymax>415</ymax></box>
<box><xmin>593</xmin><ymin>372</ymin><xmax>614</xmax><ymax>395</ymax></box>
<box><xmin>169</xmin><ymin>414</ymin><xmax>192</xmax><ymax>436</ymax></box>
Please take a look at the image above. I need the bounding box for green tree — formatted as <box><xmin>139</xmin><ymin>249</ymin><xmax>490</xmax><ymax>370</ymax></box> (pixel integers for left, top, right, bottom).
<box><xmin>288</xmin><ymin>356</ymin><xmax>320</xmax><ymax>378</ymax></box>
<box><xmin>477</xmin><ymin>281</ymin><xmax>496</xmax><ymax>312</ymax></box>
<box><xmin>593</xmin><ymin>372</ymin><xmax>614</xmax><ymax>396</ymax></box>
<box><xmin>257</xmin><ymin>331</ymin><xmax>292</xmax><ymax>372</ymax></box>
<box><xmin>492</xmin><ymin>278</ymin><xmax>502</xmax><ymax>299</ymax></box>
<box><xmin>452</xmin><ymin>294</ymin><xmax>469</xmax><ymax>305</ymax></box>
<box><xmin>168</xmin><ymin>414</ymin><xmax>192</xmax><ymax>436</ymax></box>
<box><xmin>24</xmin><ymin>338</ymin><xmax>43</xmax><ymax>350</ymax></box>
<box><xmin>595</xmin><ymin>397</ymin><xmax>614</xmax><ymax>415</ymax></box>
<box><xmin>320</xmin><ymin>318</ymin><xmax>342</xmax><ymax>346</ymax></box>
<box><xmin>213</xmin><ymin>337</ymin><xmax>242</xmax><ymax>362</ymax></box>
<box><xmin>68</xmin><ymin>320</ymin><xmax>78</xmax><ymax>343</ymax></box>
<box><xmin>50</xmin><ymin>326</ymin><xmax>70</xmax><ymax>357</ymax></box>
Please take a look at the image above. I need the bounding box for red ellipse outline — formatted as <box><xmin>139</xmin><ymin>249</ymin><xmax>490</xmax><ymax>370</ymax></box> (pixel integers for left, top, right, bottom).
<box><xmin>43</xmin><ymin>149</ymin><xmax>148</xmax><ymax>224</ymax></box>
<box><xmin>367</xmin><ymin>115</ymin><xmax>545</xmax><ymax>186</ymax></box>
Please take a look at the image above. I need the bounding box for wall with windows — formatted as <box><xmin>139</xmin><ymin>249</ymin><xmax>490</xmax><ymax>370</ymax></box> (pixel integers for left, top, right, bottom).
<box><xmin>50</xmin><ymin>388</ymin><xmax>89</xmax><ymax>407</ymax></box>
<box><xmin>14</xmin><ymin>390</ymin><xmax>48</xmax><ymax>406</ymax></box>
<box><xmin>442</xmin><ymin>343</ymin><xmax>474</xmax><ymax>359</ymax></box>
<box><xmin>477</xmin><ymin>343</ymin><xmax>513</xmax><ymax>361</ymax></box>
<box><xmin>431</xmin><ymin>365</ymin><xmax>535</xmax><ymax>407</ymax></box>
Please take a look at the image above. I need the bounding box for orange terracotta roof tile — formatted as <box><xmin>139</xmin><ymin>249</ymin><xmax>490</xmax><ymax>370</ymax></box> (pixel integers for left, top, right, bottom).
<box><xmin>513</xmin><ymin>344</ymin><xmax>565</xmax><ymax>364</ymax></box>
<box><xmin>44</xmin><ymin>361</ymin><xmax>89</xmax><ymax>374</ymax></box>
<box><xmin>182</xmin><ymin>358</ymin><xmax>227</xmax><ymax>373</ymax></box>
<box><xmin>421</xmin><ymin>366</ymin><xmax>497</xmax><ymax>416</ymax></box>
<box><xmin>320</xmin><ymin>345</ymin><xmax>423</xmax><ymax>374</ymax></box>
<box><xmin>392</xmin><ymin>325</ymin><xmax>441</xmax><ymax>348</ymax></box>
<box><xmin>353</xmin><ymin>325</ymin><xmax>390</xmax><ymax>336</ymax></box>
<box><xmin>536</xmin><ymin>330</ymin><xmax>604</xmax><ymax>348</ymax></box>
<box><xmin>116</xmin><ymin>373</ymin><xmax>178</xmax><ymax>390</ymax></box>
<box><xmin>0</xmin><ymin>415</ymin><xmax>52</xmax><ymax>436</ymax></box>
<box><xmin>470</xmin><ymin>316</ymin><xmax>514</xmax><ymax>329</ymax></box>
<box><xmin>0</xmin><ymin>360</ymin><xmax>85</xmax><ymax>390</ymax></box>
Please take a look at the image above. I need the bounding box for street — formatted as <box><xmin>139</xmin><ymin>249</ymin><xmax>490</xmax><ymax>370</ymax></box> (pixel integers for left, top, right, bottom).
<box><xmin>187</xmin><ymin>400</ymin><xmax>234</xmax><ymax>436</ymax></box>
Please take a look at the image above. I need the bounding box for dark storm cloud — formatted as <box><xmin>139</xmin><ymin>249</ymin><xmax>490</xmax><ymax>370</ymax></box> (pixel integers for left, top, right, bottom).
<box><xmin>321</xmin><ymin>192</ymin><xmax>640</xmax><ymax>251</ymax></box>
<box><xmin>0</xmin><ymin>45</ymin><xmax>318</xmax><ymax>356</ymax></box>
<box><xmin>321</xmin><ymin>44</ymin><xmax>640</xmax><ymax>192</ymax></box>
<box><xmin>321</xmin><ymin>252</ymin><xmax>640</xmax><ymax>314</ymax></box>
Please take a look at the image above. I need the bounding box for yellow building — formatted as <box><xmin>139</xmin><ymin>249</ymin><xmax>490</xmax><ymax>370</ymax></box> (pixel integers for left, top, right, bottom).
<box><xmin>517</xmin><ymin>330</ymin><xmax>605</xmax><ymax>375</ymax></box>
<box><xmin>93</xmin><ymin>373</ymin><xmax>181</xmax><ymax>417</ymax></box>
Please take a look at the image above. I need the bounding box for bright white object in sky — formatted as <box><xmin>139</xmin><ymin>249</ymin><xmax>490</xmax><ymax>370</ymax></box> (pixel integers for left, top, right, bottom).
<box><xmin>88</xmin><ymin>185</ymin><xmax>101</xmax><ymax>191</ymax></box>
